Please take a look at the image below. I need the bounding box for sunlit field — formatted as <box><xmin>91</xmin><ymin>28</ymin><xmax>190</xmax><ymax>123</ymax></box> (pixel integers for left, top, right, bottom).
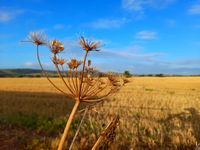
<box><xmin>0</xmin><ymin>77</ymin><xmax>200</xmax><ymax>150</ymax></box>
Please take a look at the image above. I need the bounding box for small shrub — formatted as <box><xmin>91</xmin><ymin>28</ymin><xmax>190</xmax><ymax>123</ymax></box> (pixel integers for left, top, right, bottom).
<box><xmin>34</xmin><ymin>74</ymin><xmax>41</xmax><ymax>78</ymax></box>
<box><xmin>155</xmin><ymin>73</ymin><xmax>164</xmax><ymax>77</ymax></box>
<box><xmin>124</xmin><ymin>71</ymin><xmax>131</xmax><ymax>77</ymax></box>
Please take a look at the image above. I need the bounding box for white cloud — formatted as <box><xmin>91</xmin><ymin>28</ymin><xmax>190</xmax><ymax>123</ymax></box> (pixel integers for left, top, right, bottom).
<box><xmin>24</xmin><ymin>62</ymin><xmax>53</xmax><ymax>69</ymax></box>
<box><xmin>122</xmin><ymin>0</ymin><xmax>148</xmax><ymax>11</ymax></box>
<box><xmin>122</xmin><ymin>0</ymin><xmax>177</xmax><ymax>12</ymax></box>
<box><xmin>24</xmin><ymin>62</ymin><xmax>36</xmax><ymax>67</ymax></box>
<box><xmin>87</xmin><ymin>17</ymin><xmax>129</xmax><ymax>29</ymax></box>
<box><xmin>0</xmin><ymin>8</ymin><xmax>24</xmax><ymax>23</ymax></box>
<box><xmin>188</xmin><ymin>5</ymin><xmax>200</xmax><ymax>15</ymax></box>
<box><xmin>135</xmin><ymin>31</ymin><xmax>157</xmax><ymax>39</ymax></box>
<box><xmin>53</xmin><ymin>24</ymin><xmax>72</xmax><ymax>30</ymax></box>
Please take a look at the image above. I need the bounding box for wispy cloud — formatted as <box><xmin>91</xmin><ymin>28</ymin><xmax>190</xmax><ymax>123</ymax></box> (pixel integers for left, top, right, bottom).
<box><xmin>188</xmin><ymin>4</ymin><xmax>200</xmax><ymax>15</ymax></box>
<box><xmin>122</xmin><ymin>0</ymin><xmax>148</xmax><ymax>11</ymax></box>
<box><xmin>92</xmin><ymin>48</ymin><xmax>166</xmax><ymax>63</ymax></box>
<box><xmin>0</xmin><ymin>7</ymin><xmax>24</xmax><ymax>23</ymax></box>
<box><xmin>125</xmin><ymin>45</ymin><xmax>143</xmax><ymax>52</ymax></box>
<box><xmin>27</xmin><ymin>9</ymin><xmax>51</xmax><ymax>15</ymax></box>
<box><xmin>53</xmin><ymin>24</ymin><xmax>72</xmax><ymax>30</ymax></box>
<box><xmin>122</xmin><ymin>0</ymin><xmax>177</xmax><ymax>12</ymax></box>
<box><xmin>165</xmin><ymin>19</ymin><xmax>176</xmax><ymax>27</ymax></box>
<box><xmin>135</xmin><ymin>31</ymin><xmax>157</xmax><ymax>40</ymax></box>
<box><xmin>86</xmin><ymin>17</ymin><xmax>129</xmax><ymax>29</ymax></box>
<box><xmin>196</xmin><ymin>41</ymin><xmax>200</xmax><ymax>46</ymax></box>
<box><xmin>24</xmin><ymin>62</ymin><xmax>36</xmax><ymax>67</ymax></box>
<box><xmin>24</xmin><ymin>62</ymin><xmax>53</xmax><ymax>69</ymax></box>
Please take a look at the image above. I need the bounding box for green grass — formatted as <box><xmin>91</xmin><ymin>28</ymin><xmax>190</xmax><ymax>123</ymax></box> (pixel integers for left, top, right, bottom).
<box><xmin>0</xmin><ymin>113</ymin><xmax>69</xmax><ymax>134</ymax></box>
<box><xmin>0</xmin><ymin>112</ymin><xmax>94</xmax><ymax>135</ymax></box>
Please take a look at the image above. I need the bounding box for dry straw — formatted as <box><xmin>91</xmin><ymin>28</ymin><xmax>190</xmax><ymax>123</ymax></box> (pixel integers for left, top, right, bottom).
<box><xmin>23</xmin><ymin>31</ymin><xmax>129</xmax><ymax>150</ymax></box>
<box><xmin>92</xmin><ymin>115</ymin><xmax>120</xmax><ymax>150</ymax></box>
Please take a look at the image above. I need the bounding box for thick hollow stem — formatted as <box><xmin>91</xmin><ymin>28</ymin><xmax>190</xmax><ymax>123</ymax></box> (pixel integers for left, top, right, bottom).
<box><xmin>91</xmin><ymin>136</ymin><xmax>103</xmax><ymax>150</ymax></box>
<box><xmin>58</xmin><ymin>100</ymin><xmax>80</xmax><ymax>150</ymax></box>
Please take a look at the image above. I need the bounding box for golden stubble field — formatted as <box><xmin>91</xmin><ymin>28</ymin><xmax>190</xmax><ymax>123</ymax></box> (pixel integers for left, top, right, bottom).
<box><xmin>0</xmin><ymin>77</ymin><xmax>200</xmax><ymax>150</ymax></box>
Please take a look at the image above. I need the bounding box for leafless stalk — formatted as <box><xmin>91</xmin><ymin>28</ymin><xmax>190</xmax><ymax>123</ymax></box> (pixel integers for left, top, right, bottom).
<box><xmin>69</xmin><ymin>105</ymin><xmax>90</xmax><ymax>150</ymax></box>
<box><xmin>23</xmin><ymin>32</ymin><xmax>129</xmax><ymax>150</ymax></box>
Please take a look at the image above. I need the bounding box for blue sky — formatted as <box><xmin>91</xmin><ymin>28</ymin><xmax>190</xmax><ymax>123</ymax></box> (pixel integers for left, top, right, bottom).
<box><xmin>0</xmin><ymin>0</ymin><xmax>200</xmax><ymax>75</ymax></box>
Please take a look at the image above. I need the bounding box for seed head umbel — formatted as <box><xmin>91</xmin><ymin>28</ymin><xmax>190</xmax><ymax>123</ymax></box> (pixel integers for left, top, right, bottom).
<box><xmin>27</xmin><ymin>31</ymin><xmax>46</xmax><ymax>45</ymax></box>
<box><xmin>47</xmin><ymin>39</ymin><xmax>64</xmax><ymax>54</ymax></box>
<box><xmin>50</xmin><ymin>56</ymin><xmax>66</xmax><ymax>65</ymax></box>
<box><xmin>77</xmin><ymin>35</ymin><xmax>105</xmax><ymax>52</ymax></box>
<box><xmin>67</xmin><ymin>59</ymin><xmax>82</xmax><ymax>69</ymax></box>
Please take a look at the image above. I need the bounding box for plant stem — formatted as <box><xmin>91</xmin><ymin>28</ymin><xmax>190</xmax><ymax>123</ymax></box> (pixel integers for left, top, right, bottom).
<box><xmin>58</xmin><ymin>100</ymin><xmax>80</xmax><ymax>150</ymax></box>
<box><xmin>69</xmin><ymin>106</ymin><xmax>89</xmax><ymax>150</ymax></box>
<box><xmin>36</xmin><ymin>44</ymin><xmax>74</xmax><ymax>99</ymax></box>
<box><xmin>91</xmin><ymin>136</ymin><xmax>103</xmax><ymax>150</ymax></box>
<box><xmin>79</xmin><ymin>51</ymin><xmax>88</xmax><ymax>98</ymax></box>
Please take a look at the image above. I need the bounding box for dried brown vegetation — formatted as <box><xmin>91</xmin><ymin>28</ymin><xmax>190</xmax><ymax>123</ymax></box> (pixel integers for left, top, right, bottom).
<box><xmin>22</xmin><ymin>32</ymin><xmax>128</xmax><ymax>149</ymax></box>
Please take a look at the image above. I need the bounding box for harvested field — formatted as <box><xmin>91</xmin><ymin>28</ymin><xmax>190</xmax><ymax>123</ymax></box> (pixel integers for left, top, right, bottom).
<box><xmin>0</xmin><ymin>77</ymin><xmax>200</xmax><ymax>149</ymax></box>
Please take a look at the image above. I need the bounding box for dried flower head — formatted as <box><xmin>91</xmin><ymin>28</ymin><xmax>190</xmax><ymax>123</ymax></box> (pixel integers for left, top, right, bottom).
<box><xmin>47</xmin><ymin>39</ymin><xmax>64</xmax><ymax>54</ymax></box>
<box><xmin>57</xmin><ymin>57</ymin><xmax>66</xmax><ymax>65</ymax></box>
<box><xmin>122</xmin><ymin>77</ymin><xmax>130</xmax><ymax>85</ymax></box>
<box><xmin>88</xmin><ymin>60</ymin><xmax>91</xmax><ymax>67</ymax></box>
<box><xmin>50</xmin><ymin>56</ymin><xmax>58</xmax><ymax>64</ymax></box>
<box><xmin>86</xmin><ymin>67</ymin><xmax>98</xmax><ymax>75</ymax></box>
<box><xmin>106</xmin><ymin>73</ymin><xmax>119</xmax><ymax>86</ymax></box>
<box><xmin>67</xmin><ymin>59</ymin><xmax>82</xmax><ymax>69</ymax></box>
<box><xmin>28</xmin><ymin>31</ymin><xmax>46</xmax><ymax>45</ymax></box>
<box><xmin>77</xmin><ymin>35</ymin><xmax>105</xmax><ymax>52</ymax></box>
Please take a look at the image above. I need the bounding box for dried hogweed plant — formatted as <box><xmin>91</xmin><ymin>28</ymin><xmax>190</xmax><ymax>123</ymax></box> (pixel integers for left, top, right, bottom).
<box><xmin>23</xmin><ymin>31</ymin><xmax>129</xmax><ymax>150</ymax></box>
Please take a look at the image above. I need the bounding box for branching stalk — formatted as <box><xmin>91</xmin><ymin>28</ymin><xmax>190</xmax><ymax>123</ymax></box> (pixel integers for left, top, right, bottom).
<box><xmin>79</xmin><ymin>51</ymin><xmax>88</xmax><ymax>98</ymax></box>
<box><xmin>61</xmin><ymin>66</ymin><xmax>77</xmax><ymax>96</ymax></box>
<box><xmin>55</xmin><ymin>63</ymin><xmax>76</xmax><ymax>97</ymax></box>
<box><xmin>36</xmin><ymin>44</ymin><xmax>74</xmax><ymax>99</ymax></box>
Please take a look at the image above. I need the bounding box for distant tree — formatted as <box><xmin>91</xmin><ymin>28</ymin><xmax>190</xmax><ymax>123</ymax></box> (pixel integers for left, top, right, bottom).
<box><xmin>124</xmin><ymin>71</ymin><xmax>131</xmax><ymax>77</ymax></box>
<box><xmin>17</xmin><ymin>75</ymin><xmax>24</xmax><ymax>78</ymax></box>
<box><xmin>155</xmin><ymin>73</ymin><xmax>164</xmax><ymax>77</ymax></box>
<box><xmin>34</xmin><ymin>74</ymin><xmax>41</xmax><ymax>78</ymax></box>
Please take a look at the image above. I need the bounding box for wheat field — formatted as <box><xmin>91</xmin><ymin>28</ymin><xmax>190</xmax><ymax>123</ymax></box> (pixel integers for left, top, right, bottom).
<box><xmin>0</xmin><ymin>77</ymin><xmax>200</xmax><ymax>150</ymax></box>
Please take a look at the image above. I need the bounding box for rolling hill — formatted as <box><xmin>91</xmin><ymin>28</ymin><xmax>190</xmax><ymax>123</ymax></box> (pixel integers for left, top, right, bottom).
<box><xmin>0</xmin><ymin>69</ymin><xmax>58</xmax><ymax>77</ymax></box>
